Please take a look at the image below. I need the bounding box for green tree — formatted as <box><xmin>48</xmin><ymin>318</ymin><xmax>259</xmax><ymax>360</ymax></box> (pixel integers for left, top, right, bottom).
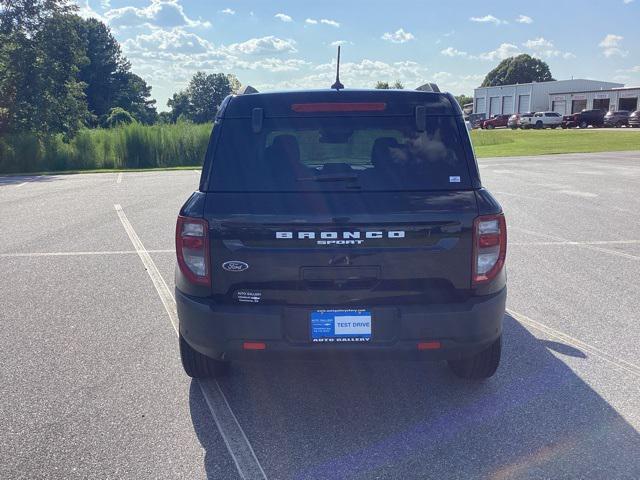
<box><xmin>375</xmin><ymin>80</ymin><xmax>404</xmax><ymax>89</ymax></box>
<box><xmin>73</xmin><ymin>17</ymin><xmax>157</xmax><ymax>125</ymax></box>
<box><xmin>0</xmin><ymin>1</ymin><xmax>89</xmax><ymax>135</ymax></box>
<box><xmin>104</xmin><ymin>107</ymin><xmax>135</xmax><ymax>128</ymax></box>
<box><xmin>167</xmin><ymin>72</ymin><xmax>240</xmax><ymax>124</ymax></box>
<box><xmin>167</xmin><ymin>91</ymin><xmax>191</xmax><ymax>123</ymax></box>
<box><xmin>481</xmin><ymin>54</ymin><xmax>554</xmax><ymax>87</ymax></box>
<box><xmin>75</xmin><ymin>17</ymin><xmax>125</xmax><ymax>122</ymax></box>
<box><xmin>113</xmin><ymin>71</ymin><xmax>157</xmax><ymax>124</ymax></box>
<box><xmin>0</xmin><ymin>0</ymin><xmax>76</xmax><ymax>35</ymax></box>
<box><xmin>454</xmin><ymin>94</ymin><xmax>473</xmax><ymax>107</ymax></box>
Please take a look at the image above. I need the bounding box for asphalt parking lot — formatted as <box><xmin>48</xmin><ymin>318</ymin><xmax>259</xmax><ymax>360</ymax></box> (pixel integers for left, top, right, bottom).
<box><xmin>2</xmin><ymin>150</ymin><xmax>640</xmax><ymax>479</ymax></box>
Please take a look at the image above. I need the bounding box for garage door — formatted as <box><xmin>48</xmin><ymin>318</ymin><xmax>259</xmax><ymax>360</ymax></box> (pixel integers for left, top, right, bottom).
<box><xmin>489</xmin><ymin>97</ymin><xmax>501</xmax><ymax>116</ymax></box>
<box><xmin>518</xmin><ymin>95</ymin><xmax>530</xmax><ymax>113</ymax></box>
<box><xmin>475</xmin><ymin>97</ymin><xmax>486</xmax><ymax>114</ymax></box>
<box><xmin>619</xmin><ymin>97</ymin><xmax>638</xmax><ymax>112</ymax></box>
<box><xmin>552</xmin><ymin>100</ymin><xmax>566</xmax><ymax>115</ymax></box>
<box><xmin>572</xmin><ymin>99</ymin><xmax>587</xmax><ymax>113</ymax></box>
<box><xmin>593</xmin><ymin>98</ymin><xmax>610</xmax><ymax>111</ymax></box>
<box><xmin>502</xmin><ymin>96</ymin><xmax>514</xmax><ymax>114</ymax></box>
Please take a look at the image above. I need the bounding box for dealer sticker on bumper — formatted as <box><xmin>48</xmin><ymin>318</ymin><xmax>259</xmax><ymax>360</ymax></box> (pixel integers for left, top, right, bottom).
<box><xmin>310</xmin><ymin>309</ymin><xmax>372</xmax><ymax>343</ymax></box>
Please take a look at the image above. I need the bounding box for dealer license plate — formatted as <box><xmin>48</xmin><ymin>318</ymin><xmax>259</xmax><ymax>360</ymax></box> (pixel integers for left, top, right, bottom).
<box><xmin>310</xmin><ymin>309</ymin><xmax>372</xmax><ymax>343</ymax></box>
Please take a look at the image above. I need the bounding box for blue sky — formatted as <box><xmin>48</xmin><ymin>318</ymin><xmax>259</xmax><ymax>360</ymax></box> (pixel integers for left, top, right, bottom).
<box><xmin>78</xmin><ymin>0</ymin><xmax>640</xmax><ymax>110</ymax></box>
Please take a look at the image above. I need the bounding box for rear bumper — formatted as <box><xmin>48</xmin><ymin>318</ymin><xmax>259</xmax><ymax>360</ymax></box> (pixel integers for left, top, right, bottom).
<box><xmin>177</xmin><ymin>288</ymin><xmax>506</xmax><ymax>361</ymax></box>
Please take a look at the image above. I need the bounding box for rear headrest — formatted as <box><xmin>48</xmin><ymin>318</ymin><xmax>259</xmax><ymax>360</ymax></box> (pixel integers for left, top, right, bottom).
<box><xmin>371</xmin><ymin>137</ymin><xmax>401</xmax><ymax>168</ymax></box>
<box><xmin>271</xmin><ymin>135</ymin><xmax>300</xmax><ymax>163</ymax></box>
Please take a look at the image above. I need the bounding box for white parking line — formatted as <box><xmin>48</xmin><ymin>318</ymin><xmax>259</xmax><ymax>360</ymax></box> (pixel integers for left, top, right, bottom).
<box><xmin>510</xmin><ymin>240</ymin><xmax>640</xmax><ymax>246</ymax></box>
<box><xmin>116</xmin><ymin>173</ymin><xmax>123</xmax><ymax>184</ymax></box>
<box><xmin>511</xmin><ymin>227</ymin><xmax>640</xmax><ymax>261</ymax></box>
<box><xmin>0</xmin><ymin>249</ymin><xmax>173</xmax><ymax>258</ymax></box>
<box><xmin>508</xmin><ymin>308</ymin><xmax>640</xmax><ymax>379</ymax></box>
<box><xmin>113</xmin><ymin>204</ymin><xmax>268</xmax><ymax>480</ymax></box>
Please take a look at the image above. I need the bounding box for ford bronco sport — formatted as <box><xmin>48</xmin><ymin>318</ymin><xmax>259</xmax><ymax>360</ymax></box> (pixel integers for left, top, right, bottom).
<box><xmin>175</xmin><ymin>87</ymin><xmax>507</xmax><ymax>380</ymax></box>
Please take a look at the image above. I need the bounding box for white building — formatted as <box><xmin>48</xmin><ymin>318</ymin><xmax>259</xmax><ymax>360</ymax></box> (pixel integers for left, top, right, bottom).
<box><xmin>548</xmin><ymin>86</ymin><xmax>640</xmax><ymax>115</ymax></box>
<box><xmin>473</xmin><ymin>79</ymin><xmax>623</xmax><ymax>116</ymax></box>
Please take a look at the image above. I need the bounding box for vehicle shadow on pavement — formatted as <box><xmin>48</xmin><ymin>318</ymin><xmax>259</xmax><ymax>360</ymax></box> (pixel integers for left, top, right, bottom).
<box><xmin>0</xmin><ymin>175</ymin><xmax>58</xmax><ymax>186</ymax></box>
<box><xmin>189</xmin><ymin>313</ymin><xmax>640</xmax><ymax>480</ymax></box>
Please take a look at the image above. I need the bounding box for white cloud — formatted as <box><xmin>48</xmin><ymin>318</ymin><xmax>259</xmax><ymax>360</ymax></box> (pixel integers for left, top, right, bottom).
<box><xmin>247</xmin><ymin>58</ymin><xmax>310</xmax><ymax>72</ymax></box>
<box><xmin>470</xmin><ymin>15</ymin><xmax>507</xmax><ymax>25</ymax></box>
<box><xmin>616</xmin><ymin>65</ymin><xmax>640</xmax><ymax>73</ymax></box>
<box><xmin>101</xmin><ymin>0</ymin><xmax>111</xmax><ymax>9</ymax></box>
<box><xmin>220</xmin><ymin>8</ymin><xmax>235</xmax><ymax>15</ymax></box>
<box><xmin>523</xmin><ymin>37</ymin><xmax>553</xmax><ymax>49</ymax></box>
<box><xmin>226</xmin><ymin>36</ymin><xmax>297</xmax><ymax>55</ymax></box>
<box><xmin>256</xmin><ymin>62</ymin><xmax>486</xmax><ymax>96</ymax></box>
<box><xmin>599</xmin><ymin>34</ymin><xmax>628</xmax><ymax>57</ymax></box>
<box><xmin>330</xmin><ymin>40</ymin><xmax>351</xmax><ymax>47</ymax></box>
<box><xmin>320</xmin><ymin>19</ymin><xmax>340</xmax><ymax>27</ymax></box>
<box><xmin>477</xmin><ymin>43</ymin><xmax>520</xmax><ymax>61</ymax></box>
<box><xmin>77</xmin><ymin>0</ymin><xmax>106</xmax><ymax>21</ymax></box>
<box><xmin>274</xmin><ymin>13</ymin><xmax>293</xmax><ymax>22</ymax></box>
<box><xmin>123</xmin><ymin>27</ymin><xmax>214</xmax><ymax>57</ymax></box>
<box><xmin>477</xmin><ymin>43</ymin><xmax>521</xmax><ymax>60</ymax></box>
<box><xmin>599</xmin><ymin>34</ymin><xmax>623</xmax><ymax>48</ymax></box>
<box><xmin>432</xmin><ymin>71</ymin><xmax>452</xmax><ymax>82</ymax></box>
<box><xmin>623</xmin><ymin>0</ymin><xmax>634</xmax><ymax>4</ymax></box>
<box><xmin>516</xmin><ymin>15</ymin><xmax>533</xmax><ymax>24</ymax></box>
<box><xmin>522</xmin><ymin>37</ymin><xmax>575</xmax><ymax>59</ymax></box>
<box><xmin>312</xmin><ymin>59</ymin><xmax>427</xmax><ymax>82</ymax></box>
<box><xmin>381</xmin><ymin>28</ymin><xmax>415</xmax><ymax>44</ymax></box>
<box><xmin>305</xmin><ymin>18</ymin><xmax>340</xmax><ymax>27</ymax></box>
<box><xmin>104</xmin><ymin>0</ymin><xmax>210</xmax><ymax>29</ymax></box>
<box><xmin>441</xmin><ymin>47</ymin><xmax>468</xmax><ymax>57</ymax></box>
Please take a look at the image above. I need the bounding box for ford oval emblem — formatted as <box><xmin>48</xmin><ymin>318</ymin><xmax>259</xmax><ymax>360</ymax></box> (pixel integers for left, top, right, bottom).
<box><xmin>222</xmin><ymin>261</ymin><xmax>249</xmax><ymax>272</ymax></box>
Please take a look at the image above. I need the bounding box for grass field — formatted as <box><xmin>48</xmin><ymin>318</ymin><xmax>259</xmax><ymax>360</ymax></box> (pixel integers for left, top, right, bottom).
<box><xmin>0</xmin><ymin>122</ymin><xmax>212</xmax><ymax>174</ymax></box>
<box><xmin>472</xmin><ymin>128</ymin><xmax>640</xmax><ymax>158</ymax></box>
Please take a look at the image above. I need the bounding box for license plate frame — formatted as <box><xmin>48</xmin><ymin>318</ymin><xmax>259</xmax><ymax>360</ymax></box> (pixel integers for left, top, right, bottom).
<box><xmin>310</xmin><ymin>309</ymin><xmax>372</xmax><ymax>343</ymax></box>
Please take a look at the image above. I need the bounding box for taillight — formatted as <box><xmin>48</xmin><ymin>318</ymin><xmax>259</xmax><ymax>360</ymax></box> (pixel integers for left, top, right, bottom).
<box><xmin>176</xmin><ymin>216</ymin><xmax>210</xmax><ymax>286</ymax></box>
<box><xmin>472</xmin><ymin>214</ymin><xmax>507</xmax><ymax>285</ymax></box>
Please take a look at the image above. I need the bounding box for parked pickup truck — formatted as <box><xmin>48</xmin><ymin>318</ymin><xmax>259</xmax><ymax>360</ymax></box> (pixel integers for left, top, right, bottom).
<box><xmin>508</xmin><ymin>112</ymin><xmax>534</xmax><ymax>129</ymax></box>
<box><xmin>175</xmin><ymin>88</ymin><xmax>507</xmax><ymax>380</ymax></box>
<box><xmin>481</xmin><ymin>114</ymin><xmax>510</xmax><ymax>129</ymax></box>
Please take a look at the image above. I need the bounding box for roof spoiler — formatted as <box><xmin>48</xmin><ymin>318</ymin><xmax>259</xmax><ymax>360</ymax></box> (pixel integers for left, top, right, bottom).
<box><xmin>416</xmin><ymin>83</ymin><xmax>441</xmax><ymax>93</ymax></box>
<box><xmin>238</xmin><ymin>85</ymin><xmax>259</xmax><ymax>95</ymax></box>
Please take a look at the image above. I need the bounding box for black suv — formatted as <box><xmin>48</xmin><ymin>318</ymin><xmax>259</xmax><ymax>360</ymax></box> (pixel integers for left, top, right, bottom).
<box><xmin>176</xmin><ymin>88</ymin><xmax>507</xmax><ymax>380</ymax></box>
<box><xmin>604</xmin><ymin>110</ymin><xmax>630</xmax><ymax>127</ymax></box>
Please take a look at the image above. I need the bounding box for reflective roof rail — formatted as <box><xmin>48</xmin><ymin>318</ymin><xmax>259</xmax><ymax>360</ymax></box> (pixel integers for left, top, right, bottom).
<box><xmin>416</xmin><ymin>83</ymin><xmax>441</xmax><ymax>93</ymax></box>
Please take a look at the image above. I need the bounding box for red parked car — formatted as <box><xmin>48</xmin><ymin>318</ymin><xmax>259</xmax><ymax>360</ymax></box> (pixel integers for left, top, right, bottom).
<box><xmin>481</xmin><ymin>114</ymin><xmax>510</xmax><ymax>129</ymax></box>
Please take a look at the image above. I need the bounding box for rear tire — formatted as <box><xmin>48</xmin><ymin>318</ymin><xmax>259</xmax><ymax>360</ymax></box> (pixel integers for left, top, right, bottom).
<box><xmin>535</xmin><ymin>121</ymin><xmax>543</xmax><ymax>129</ymax></box>
<box><xmin>179</xmin><ymin>334</ymin><xmax>229</xmax><ymax>378</ymax></box>
<box><xmin>448</xmin><ymin>336</ymin><xmax>501</xmax><ymax>379</ymax></box>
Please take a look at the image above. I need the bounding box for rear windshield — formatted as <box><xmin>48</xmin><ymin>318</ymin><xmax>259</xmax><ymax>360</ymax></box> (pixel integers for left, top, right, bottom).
<box><xmin>206</xmin><ymin>116</ymin><xmax>471</xmax><ymax>192</ymax></box>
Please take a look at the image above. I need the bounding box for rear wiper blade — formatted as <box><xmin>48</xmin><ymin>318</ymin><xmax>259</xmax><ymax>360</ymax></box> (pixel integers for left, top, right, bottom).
<box><xmin>297</xmin><ymin>173</ymin><xmax>359</xmax><ymax>182</ymax></box>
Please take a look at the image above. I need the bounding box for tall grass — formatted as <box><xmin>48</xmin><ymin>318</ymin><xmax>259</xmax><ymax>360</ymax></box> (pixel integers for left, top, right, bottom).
<box><xmin>0</xmin><ymin>122</ymin><xmax>212</xmax><ymax>174</ymax></box>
